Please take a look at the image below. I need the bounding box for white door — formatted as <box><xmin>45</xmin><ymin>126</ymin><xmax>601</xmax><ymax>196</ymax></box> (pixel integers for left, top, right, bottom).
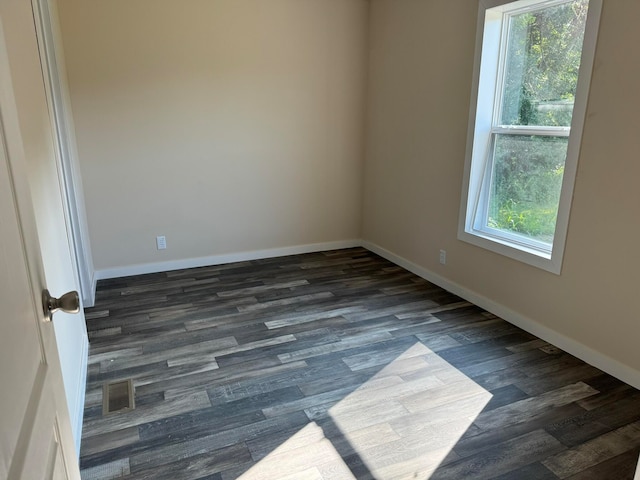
<box><xmin>0</xmin><ymin>18</ymin><xmax>80</xmax><ymax>480</ymax></box>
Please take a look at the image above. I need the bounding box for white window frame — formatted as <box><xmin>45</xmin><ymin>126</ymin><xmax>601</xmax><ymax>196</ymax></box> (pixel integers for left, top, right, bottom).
<box><xmin>458</xmin><ymin>0</ymin><xmax>602</xmax><ymax>274</ymax></box>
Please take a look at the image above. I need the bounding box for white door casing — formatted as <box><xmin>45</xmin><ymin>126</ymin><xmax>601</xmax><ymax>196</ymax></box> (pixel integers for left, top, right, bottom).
<box><xmin>0</xmin><ymin>15</ymin><xmax>80</xmax><ymax>480</ymax></box>
<box><xmin>29</xmin><ymin>0</ymin><xmax>91</xmax><ymax>450</ymax></box>
<box><xmin>31</xmin><ymin>0</ymin><xmax>95</xmax><ymax>309</ymax></box>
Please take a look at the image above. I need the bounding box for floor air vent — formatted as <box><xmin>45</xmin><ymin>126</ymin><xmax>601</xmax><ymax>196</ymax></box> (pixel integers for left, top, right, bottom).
<box><xmin>103</xmin><ymin>379</ymin><xmax>135</xmax><ymax>415</ymax></box>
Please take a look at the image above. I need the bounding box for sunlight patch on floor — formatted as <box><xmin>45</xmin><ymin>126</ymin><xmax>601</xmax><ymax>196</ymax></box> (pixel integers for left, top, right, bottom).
<box><xmin>238</xmin><ymin>342</ymin><xmax>492</xmax><ymax>480</ymax></box>
<box><xmin>236</xmin><ymin>422</ymin><xmax>357</xmax><ymax>480</ymax></box>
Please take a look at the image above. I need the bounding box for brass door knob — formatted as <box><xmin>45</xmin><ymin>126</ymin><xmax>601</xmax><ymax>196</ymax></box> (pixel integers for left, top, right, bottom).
<box><xmin>42</xmin><ymin>289</ymin><xmax>80</xmax><ymax>322</ymax></box>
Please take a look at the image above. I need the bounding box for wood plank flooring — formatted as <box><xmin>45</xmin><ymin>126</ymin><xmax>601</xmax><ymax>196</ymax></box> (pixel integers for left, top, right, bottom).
<box><xmin>80</xmin><ymin>248</ymin><xmax>640</xmax><ymax>479</ymax></box>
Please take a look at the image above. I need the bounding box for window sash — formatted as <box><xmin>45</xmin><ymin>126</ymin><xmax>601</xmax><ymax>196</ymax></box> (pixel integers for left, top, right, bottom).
<box><xmin>472</xmin><ymin>131</ymin><xmax>560</xmax><ymax>256</ymax></box>
<box><xmin>493</xmin><ymin>1</ymin><xmax>579</xmax><ymax>130</ymax></box>
<box><xmin>471</xmin><ymin>0</ymin><xmax>580</xmax><ymax>256</ymax></box>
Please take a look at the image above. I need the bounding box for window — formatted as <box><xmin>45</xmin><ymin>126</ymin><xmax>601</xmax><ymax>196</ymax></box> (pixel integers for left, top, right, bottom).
<box><xmin>459</xmin><ymin>0</ymin><xmax>602</xmax><ymax>274</ymax></box>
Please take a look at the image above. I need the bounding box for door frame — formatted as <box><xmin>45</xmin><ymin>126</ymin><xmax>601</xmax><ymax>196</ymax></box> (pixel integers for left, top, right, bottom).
<box><xmin>31</xmin><ymin>0</ymin><xmax>95</xmax><ymax>308</ymax></box>
<box><xmin>30</xmin><ymin>0</ymin><xmax>92</xmax><ymax>454</ymax></box>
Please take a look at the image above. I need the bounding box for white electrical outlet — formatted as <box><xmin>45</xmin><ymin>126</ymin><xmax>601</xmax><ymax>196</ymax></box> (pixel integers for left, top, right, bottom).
<box><xmin>439</xmin><ymin>249</ymin><xmax>446</xmax><ymax>265</ymax></box>
<box><xmin>156</xmin><ymin>235</ymin><xmax>167</xmax><ymax>250</ymax></box>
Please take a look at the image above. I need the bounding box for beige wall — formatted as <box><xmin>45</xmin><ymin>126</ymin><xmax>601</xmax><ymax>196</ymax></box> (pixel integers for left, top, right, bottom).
<box><xmin>56</xmin><ymin>0</ymin><xmax>367</xmax><ymax>272</ymax></box>
<box><xmin>363</xmin><ymin>0</ymin><xmax>640</xmax><ymax>377</ymax></box>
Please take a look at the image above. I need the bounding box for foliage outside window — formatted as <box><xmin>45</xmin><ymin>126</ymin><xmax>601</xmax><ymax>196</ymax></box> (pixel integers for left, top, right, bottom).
<box><xmin>459</xmin><ymin>0</ymin><xmax>601</xmax><ymax>274</ymax></box>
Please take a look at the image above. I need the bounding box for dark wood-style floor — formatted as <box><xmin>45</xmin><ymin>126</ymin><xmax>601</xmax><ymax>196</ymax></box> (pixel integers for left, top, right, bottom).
<box><xmin>80</xmin><ymin>248</ymin><xmax>640</xmax><ymax>480</ymax></box>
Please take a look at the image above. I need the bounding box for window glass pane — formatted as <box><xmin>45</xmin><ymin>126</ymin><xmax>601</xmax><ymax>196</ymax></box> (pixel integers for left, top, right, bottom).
<box><xmin>500</xmin><ymin>0</ymin><xmax>589</xmax><ymax>127</ymax></box>
<box><xmin>487</xmin><ymin>134</ymin><xmax>568</xmax><ymax>243</ymax></box>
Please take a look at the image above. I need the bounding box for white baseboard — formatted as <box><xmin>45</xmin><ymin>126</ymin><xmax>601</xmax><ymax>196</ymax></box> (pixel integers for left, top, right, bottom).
<box><xmin>72</xmin><ymin>333</ymin><xmax>88</xmax><ymax>458</ymax></box>
<box><xmin>362</xmin><ymin>240</ymin><xmax>640</xmax><ymax>391</ymax></box>
<box><xmin>94</xmin><ymin>240</ymin><xmax>362</xmax><ymax>281</ymax></box>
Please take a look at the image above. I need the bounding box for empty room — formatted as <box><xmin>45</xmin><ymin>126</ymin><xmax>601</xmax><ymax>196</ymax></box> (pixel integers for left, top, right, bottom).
<box><xmin>1</xmin><ymin>0</ymin><xmax>640</xmax><ymax>479</ymax></box>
